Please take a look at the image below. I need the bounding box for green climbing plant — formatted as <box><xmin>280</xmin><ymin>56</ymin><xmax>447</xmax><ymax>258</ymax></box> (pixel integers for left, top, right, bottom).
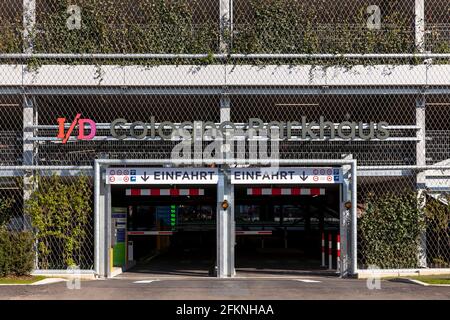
<box><xmin>424</xmin><ymin>194</ymin><xmax>450</xmax><ymax>267</ymax></box>
<box><xmin>1</xmin><ymin>0</ymin><xmax>449</xmax><ymax>64</ymax></box>
<box><xmin>34</xmin><ymin>0</ymin><xmax>219</xmax><ymax>55</ymax></box>
<box><xmin>0</xmin><ymin>197</ymin><xmax>15</xmax><ymax>227</ymax></box>
<box><xmin>358</xmin><ymin>191</ymin><xmax>426</xmax><ymax>269</ymax></box>
<box><xmin>25</xmin><ymin>175</ymin><xmax>93</xmax><ymax>269</ymax></box>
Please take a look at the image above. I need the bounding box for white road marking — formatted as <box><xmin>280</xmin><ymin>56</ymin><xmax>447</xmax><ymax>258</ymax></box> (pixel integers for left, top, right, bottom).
<box><xmin>133</xmin><ymin>280</ymin><xmax>158</xmax><ymax>284</ymax></box>
<box><xmin>295</xmin><ymin>279</ymin><xmax>321</xmax><ymax>283</ymax></box>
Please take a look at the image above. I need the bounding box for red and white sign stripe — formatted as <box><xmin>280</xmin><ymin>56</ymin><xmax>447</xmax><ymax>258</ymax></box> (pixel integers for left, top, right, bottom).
<box><xmin>321</xmin><ymin>232</ymin><xmax>326</xmax><ymax>267</ymax></box>
<box><xmin>235</xmin><ymin>230</ymin><xmax>272</xmax><ymax>235</ymax></box>
<box><xmin>336</xmin><ymin>234</ymin><xmax>341</xmax><ymax>273</ymax></box>
<box><xmin>126</xmin><ymin>188</ymin><xmax>204</xmax><ymax>196</ymax></box>
<box><xmin>127</xmin><ymin>231</ymin><xmax>174</xmax><ymax>236</ymax></box>
<box><xmin>328</xmin><ymin>233</ymin><xmax>333</xmax><ymax>270</ymax></box>
<box><xmin>247</xmin><ymin>188</ymin><xmax>325</xmax><ymax>196</ymax></box>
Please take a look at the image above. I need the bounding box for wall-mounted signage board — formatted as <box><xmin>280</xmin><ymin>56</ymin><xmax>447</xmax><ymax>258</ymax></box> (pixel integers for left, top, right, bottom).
<box><xmin>231</xmin><ymin>167</ymin><xmax>342</xmax><ymax>184</ymax></box>
<box><xmin>106</xmin><ymin>168</ymin><xmax>218</xmax><ymax>185</ymax></box>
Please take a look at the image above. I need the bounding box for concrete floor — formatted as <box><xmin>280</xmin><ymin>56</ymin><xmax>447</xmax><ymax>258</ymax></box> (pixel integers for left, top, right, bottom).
<box><xmin>125</xmin><ymin>247</ymin><xmax>333</xmax><ymax>278</ymax></box>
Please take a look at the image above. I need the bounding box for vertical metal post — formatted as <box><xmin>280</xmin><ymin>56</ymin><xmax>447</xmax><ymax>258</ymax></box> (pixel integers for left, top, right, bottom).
<box><xmin>229</xmin><ymin>181</ymin><xmax>235</xmax><ymax>276</ymax></box>
<box><xmin>340</xmin><ymin>176</ymin><xmax>350</xmax><ymax>276</ymax></box>
<box><xmin>415</xmin><ymin>0</ymin><xmax>425</xmax><ymax>52</ymax></box>
<box><xmin>350</xmin><ymin>161</ymin><xmax>358</xmax><ymax>276</ymax></box>
<box><xmin>339</xmin><ymin>155</ymin><xmax>352</xmax><ymax>276</ymax></box>
<box><xmin>22</xmin><ymin>0</ymin><xmax>36</xmax><ymax>231</ymax></box>
<box><xmin>94</xmin><ymin>161</ymin><xmax>107</xmax><ymax>277</ymax></box>
<box><xmin>216</xmin><ymin>94</ymin><xmax>234</xmax><ymax>277</ymax></box>
<box><xmin>216</xmin><ymin>170</ymin><xmax>233</xmax><ymax>277</ymax></box>
<box><xmin>416</xmin><ymin>96</ymin><xmax>427</xmax><ymax>267</ymax></box>
<box><xmin>94</xmin><ymin>162</ymin><xmax>100</xmax><ymax>276</ymax></box>
<box><xmin>23</xmin><ymin>0</ymin><xmax>35</xmax><ymax>54</ymax></box>
<box><xmin>219</xmin><ymin>0</ymin><xmax>232</xmax><ymax>54</ymax></box>
<box><xmin>105</xmin><ymin>183</ymin><xmax>112</xmax><ymax>278</ymax></box>
<box><xmin>22</xmin><ymin>96</ymin><xmax>35</xmax><ymax>199</ymax></box>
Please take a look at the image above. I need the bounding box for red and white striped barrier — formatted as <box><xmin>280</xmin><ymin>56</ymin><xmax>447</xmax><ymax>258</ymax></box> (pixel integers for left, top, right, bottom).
<box><xmin>127</xmin><ymin>231</ymin><xmax>174</xmax><ymax>236</ymax></box>
<box><xmin>126</xmin><ymin>188</ymin><xmax>204</xmax><ymax>196</ymax></box>
<box><xmin>247</xmin><ymin>188</ymin><xmax>325</xmax><ymax>196</ymax></box>
<box><xmin>235</xmin><ymin>230</ymin><xmax>272</xmax><ymax>235</ymax></box>
<box><xmin>321</xmin><ymin>232</ymin><xmax>326</xmax><ymax>267</ymax></box>
<box><xmin>328</xmin><ymin>233</ymin><xmax>333</xmax><ymax>270</ymax></box>
<box><xmin>336</xmin><ymin>234</ymin><xmax>341</xmax><ymax>273</ymax></box>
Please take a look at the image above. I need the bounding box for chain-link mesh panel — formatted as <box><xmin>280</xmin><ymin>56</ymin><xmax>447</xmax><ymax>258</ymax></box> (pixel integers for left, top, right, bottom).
<box><xmin>426</xmin><ymin>96</ymin><xmax>450</xmax><ymax>165</ymax></box>
<box><xmin>0</xmin><ymin>95</ymin><xmax>22</xmax><ymax>165</ymax></box>
<box><xmin>0</xmin><ymin>0</ymin><xmax>22</xmax><ymax>54</ymax></box>
<box><xmin>233</xmin><ymin>0</ymin><xmax>416</xmax><ymax>55</ymax></box>
<box><xmin>425</xmin><ymin>0</ymin><xmax>450</xmax><ymax>53</ymax></box>
<box><xmin>34</xmin><ymin>0</ymin><xmax>219</xmax><ymax>56</ymax></box>
<box><xmin>0</xmin><ymin>1</ymin><xmax>449</xmax><ymax>272</ymax></box>
<box><xmin>231</xmin><ymin>94</ymin><xmax>417</xmax><ymax>165</ymax></box>
<box><xmin>35</xmin><ymin>94</ymin><xmax>219</xmax><ymax>165</ymax></box>
<box><xmin>358</xmin><ymin>175</ymin><xmax>450</xmax><ymax>269</ymax></box>
<box><xmin>0</xmin><ymin>169</ymin><xmax>94</xmax><ymax>270</ymax></box>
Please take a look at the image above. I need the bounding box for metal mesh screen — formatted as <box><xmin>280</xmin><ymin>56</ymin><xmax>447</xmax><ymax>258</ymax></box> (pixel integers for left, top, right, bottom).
<box><xmin>0</xmin><ymin>169</ymin><xmax>94</xmax><ymax>270</ymax></box>
<box><xmin>233</xmin><ymin>0</ymin><xmax>415</xmax><ymax>54</ymax></box>
<box><xmin>0</xmin><ymin>0</ymin><xmax>449</xmax><ymax>272</ymax></box>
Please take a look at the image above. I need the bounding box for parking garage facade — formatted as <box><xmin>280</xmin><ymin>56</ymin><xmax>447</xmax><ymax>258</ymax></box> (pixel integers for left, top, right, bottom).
<box><xmin>0</xmin><ymin>0</ymin><xmax>450</xmax><ymax>278</ymax></box>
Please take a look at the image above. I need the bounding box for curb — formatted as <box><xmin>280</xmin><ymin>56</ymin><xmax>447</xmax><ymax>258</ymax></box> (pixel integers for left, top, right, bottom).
<box><xmin>403</xmin><ymin>278</ymin><xmax>450</xmax><ymax>287</ymax></box>
<box><xmin>0</xmin><ymin>278</ymin><xmax>66</xmax><ymax>286</ymax></box>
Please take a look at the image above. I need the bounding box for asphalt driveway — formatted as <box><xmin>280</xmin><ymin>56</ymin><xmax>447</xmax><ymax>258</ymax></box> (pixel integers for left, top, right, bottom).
<box><xmin>0</xmin><ymin>276</ymin><xmax>449</xmax><ymax>300</ymax></box>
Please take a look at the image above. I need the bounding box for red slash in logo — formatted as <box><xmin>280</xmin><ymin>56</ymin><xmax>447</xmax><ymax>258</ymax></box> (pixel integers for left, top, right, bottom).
<box><xmin>57</xmin><ymin>114</ymin><xmax>96</xmax><ymax>144</ymax></box>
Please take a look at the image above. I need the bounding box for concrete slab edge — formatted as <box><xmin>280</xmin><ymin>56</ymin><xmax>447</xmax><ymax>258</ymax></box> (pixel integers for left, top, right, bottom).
<box><xmin>357</xmin><ymin>269</ymin><xmax>450</xmax><ymax>279</ymax></box>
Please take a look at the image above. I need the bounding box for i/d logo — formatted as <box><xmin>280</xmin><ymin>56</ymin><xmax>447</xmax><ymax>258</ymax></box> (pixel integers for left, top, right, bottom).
<box><xmin>57</xmin><ymin>114</ymin><xmax>96</xmax><ymax>143</ymax></box>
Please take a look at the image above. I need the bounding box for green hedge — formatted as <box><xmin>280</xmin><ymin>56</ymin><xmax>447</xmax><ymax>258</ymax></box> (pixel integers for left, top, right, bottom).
<box><xmin>1</xmin><ymin>0</ymin><xmax>449</xmax><ymax>62</ymax></box>
<box><xmin>232</xmin><ymin>0</ymin><xmax>414</xmax><ymax>54</ymax></box>
<box><xmin>358</xmin><ymin>192</ymin><xmax>425</xmax><ymax>269</ymax></box>
<box><xmin>0</xmin><ymin>228</ymin><xmax>35</xmax><ymax>277</ymax></box>
<box><xmin>25</xmin><ymin>175</ymin><xmax>93</xmax><ymax>269</ymax></box>
<box><xmin>34</xmin><ymin>0</ymin><xmax>219</xmax><ymax>54</ymax></box>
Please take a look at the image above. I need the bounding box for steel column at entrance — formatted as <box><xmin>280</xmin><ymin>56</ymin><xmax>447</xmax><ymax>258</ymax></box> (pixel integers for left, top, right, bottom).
<box><xmin>217</xmin><ymin>170</ymin><xmax>235</xmax><ymax>277</ymax></box>
<box><xmin>94</xmin><ymin>159</ymin><xmax>357</xmax><ymax>278</ymax></box>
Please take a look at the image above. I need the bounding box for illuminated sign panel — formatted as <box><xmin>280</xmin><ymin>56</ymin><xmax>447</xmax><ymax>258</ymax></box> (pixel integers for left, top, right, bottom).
<box><xmin>107</xmin><ymin>168</ymin><xmax>218</xmax><ymax>185</ymax></box>
<box><xmin>231</xmin><ymin>167</ymin><xmax>342</xmax><ymax>184</ymax></box>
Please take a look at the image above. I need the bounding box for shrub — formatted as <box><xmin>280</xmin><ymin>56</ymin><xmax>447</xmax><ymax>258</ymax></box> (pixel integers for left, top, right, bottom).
<box><xmin>34</xmin><ymin>0</ymin><xmax>219</xmax><ymax>55</ymax></box>
<box><xmin>232</xmin><ymin>0</ymin><xmax>415</xmax><ymax>55</ymax></box>
<box><xmin>358</xmin><ymin>191</ymin><xmax>425</xmax><ymax>269</ymax></box>
<box><xmin>25</xmin><ymin>175</ymin><xmax>93</xmax><ymax>269</ymax></box>
<box><xmin>0</xmin><ymin>197</ymin><xmax>15</xmax><ymax>227</ymax></box>
<box><xmin>0</xmin><ymin>227</ymin><xmax>35</xmax><ymax>277</ymax></box>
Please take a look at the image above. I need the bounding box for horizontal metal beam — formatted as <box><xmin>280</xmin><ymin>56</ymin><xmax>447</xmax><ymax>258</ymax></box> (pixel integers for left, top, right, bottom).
<box><xmin>0</xmin><ymin>53</ymin><xmax>227</xmax><ymax>60</ymax></box>
<box><xmin>231</xmin><ymin>53</ymin><xmax>450</xmax><ymax>59</ymax></box>
<box><xmin>228</xmin><ymin>87</ymin><xmax>450</xmax><ymax>96</ymax></box>
<box><xmin>4</xmin><ymin>86</ymin><xmax>450</xmax><ymax>96</ymax></box>
<box><xmin>1</xmin><ymin>87</ymin><xmax>224</xmax><ymax>96</ymax></box>
<box><xmin>358</xmin><ymin>165</ymin><xmax>450</xmax><ymax>170</ymax></box>
<box><xmin>0</xmin><ymin>165</ymin><xmax>93</xmax><ymax>170</ymax></box>
<box><xmin>0</xmin><ymin>169</ymin><xmax>93</xmax><ymax>177</ymax></box>
<box><xmin>96</xmin><ymin>158</ymin><xmax>358</xmax><ymax>166</ymax></box>
<box><xmin>29</xmin><ymin>123</ymin><xmax>421</xmax><ymax>130</ymax></box>
<box><xmin>1</xmin><ymin>53</ymin><xmax>450</xmax><ymax>60</ymax></box>
<box><xmin>29</xmin><ymin>136</ymin><xmax>421</xmax><ymax>142</ymax></box>
<box><xmin>357</xmin><ymin>169</ymin><xmax>415</xmax><ymax>176</ymax></box>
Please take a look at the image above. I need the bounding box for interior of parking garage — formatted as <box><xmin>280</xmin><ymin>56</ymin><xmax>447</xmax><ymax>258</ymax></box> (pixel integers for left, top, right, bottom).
<box><xmin>111</xmin><ymin>184</ymin><xmax>217</xmax><ymax>277</ymax></box>
<box><xmin>234</xmin><ymin>184</ymin><xmax>341</xmax><ymax>276</ymax></box>
<box><xmin>109</xmin><ymin>181</ymin><xmax>342</xmax><ymax>277</ymax></box>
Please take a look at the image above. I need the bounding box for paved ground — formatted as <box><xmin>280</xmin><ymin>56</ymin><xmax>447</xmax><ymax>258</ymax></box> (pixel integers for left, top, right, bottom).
<box><xmin>0</xmin><ymin>275</ymin><xmax>449</xmax><ymax>300</ymax></box>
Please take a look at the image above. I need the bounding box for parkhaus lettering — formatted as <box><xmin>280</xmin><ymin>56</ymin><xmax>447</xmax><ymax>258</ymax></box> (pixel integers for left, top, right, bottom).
<box><xmin>56</xmin><ymin>115</ymin><xmax>390</xmax><ymax>143</ymax></box>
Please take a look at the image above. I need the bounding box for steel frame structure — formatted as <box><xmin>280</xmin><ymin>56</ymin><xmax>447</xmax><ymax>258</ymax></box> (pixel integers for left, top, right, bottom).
<box><xmin>93</xmin><ymin>158</ymin><xmax>358</xmax><ymax>278</ymax></box>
